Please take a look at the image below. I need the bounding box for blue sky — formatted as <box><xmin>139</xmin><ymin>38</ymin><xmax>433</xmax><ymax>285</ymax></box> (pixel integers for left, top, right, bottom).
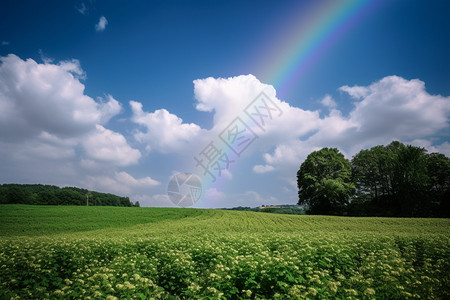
<box><xmin>1</xmin><ymin>0</ymin><xmax>449</xmax><ymax>208</ymax></box>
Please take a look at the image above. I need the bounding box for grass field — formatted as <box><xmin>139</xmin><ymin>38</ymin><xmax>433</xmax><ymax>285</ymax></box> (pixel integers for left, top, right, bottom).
<box><xmin>1</xmin><ymin>205</ymin><xmax>449</xmax><ymax>299</ymax></box>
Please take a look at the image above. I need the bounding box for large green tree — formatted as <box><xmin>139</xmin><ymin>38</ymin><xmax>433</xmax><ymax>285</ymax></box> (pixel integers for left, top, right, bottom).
<box><xmin>426</xmin><ymin>153</ymin><xmax>450</xmax><ymax>217</ymax></box>
<box><xmin>350</xmin><ymin>141</ymin><xmax>450</xmax><ymax>217</ymax></box>
<box><xmin>297</xmin><ymin>148</ymin><xmax>354</xmax><ymax>215</ymax></box>
<box><xmin>351</xmin><ymin>145</ymin><xmax>395</xmax><ymax>201</ymax></box>
<box><xmin>351</xmin><ymin>142</ymin><xmax>402</xmax><ymax>216</ymax></box>
<box><xmin>394</xmin><ymin>144</ymin><xmax>429</xmax><ymax>216</ymax></box>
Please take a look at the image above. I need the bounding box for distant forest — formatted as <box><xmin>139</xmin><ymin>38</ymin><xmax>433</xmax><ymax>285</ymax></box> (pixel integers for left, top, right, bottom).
<box><xmin>226</xmin><ymin>205</ymin><xmax>306</xmax><ymax>215</ymax></box>
<box><xmin>0</xmin><ymin>184</ymin><xmax>139</xmax><ymax>207</ymax></box>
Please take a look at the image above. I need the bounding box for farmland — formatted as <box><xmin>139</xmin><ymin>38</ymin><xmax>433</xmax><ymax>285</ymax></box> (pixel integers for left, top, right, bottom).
<box><xmin>1</xmin><ymin>205</ymin><xmax>449</xmax><ymax>299</ymax></box>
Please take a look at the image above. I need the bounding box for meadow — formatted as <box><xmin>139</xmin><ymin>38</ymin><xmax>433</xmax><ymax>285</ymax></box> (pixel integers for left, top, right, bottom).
<box><xmin>0</xmin><ymin>205</ymin><xmax>449</xmax><ymax>299</ymax></box>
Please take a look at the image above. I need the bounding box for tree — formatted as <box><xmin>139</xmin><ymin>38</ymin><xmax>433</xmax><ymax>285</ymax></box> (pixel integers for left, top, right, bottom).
<box><xmin>55</xmin><ymin>189</ymin><xmax>84</xmax><ymax>205</ymax></box>
<box><xmin>427</xmin><ymin>153</ymin><xmax>450</xmax><ymax>217</ymax></box>
<box><xmin>39</xmin><ymin>190</ymin><xmax>58</xmax><ymax>205</ymax></box>
<box><xmin>297</xmin><ymin>148</ymin><xmax>354</xmax><ymax>215</ymax></box>
<box><xmin>4</xmin><ymin>186</ymin><xmax>28</xmax><ymax>204</ymax></box>
<box><xmin>350</xmin><ymin>141</ymin><xmax>450</xmax><ymax>217</ymax></box>
<box><xmin>351</xmin><ymin>144</ymin><xmax>399</xmax><ymax>216</ymax></box>
<box><xmin>394</xmin><ymin>144</ymin><xmax>429</xmax><ymax>216</ymax></box>
<box><xmin>0</xmin><ymin>184</ymin><xmax>134</xmax><ymax>207</ymax></box>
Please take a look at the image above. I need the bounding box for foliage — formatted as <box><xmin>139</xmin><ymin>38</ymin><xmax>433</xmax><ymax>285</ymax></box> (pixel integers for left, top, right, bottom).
<box><xmin>350</xmin><ymin>141</ymin><xmax>450</xmax><ymax>217</ymax></box>
<box><xmin>0</xmin><ymin>184</ymin><xmax>135</xmax><ymax>207</ymax></box>
<box><xmin>297</xmin><ymin>141</ymin><xmax>450</xmax><ymax>217</ymax></box>
<box><xmin>297</xmin><ymin>148</ymin><xmax>354</xmax><ymax>215</ymax></box>
<box><xmin>427</xmin><ymin>153</ymin><xmax>450</xmax><ymax>216</ymax></box>
<box><xmin>0</xmin><ymin>205</ymin><xmax>449</xmax><ymax>299</ymax></box>
<box><xmin>259</xmin><ymin>207</ymin><xmax>306</xmax><ymax>215</ymax></box>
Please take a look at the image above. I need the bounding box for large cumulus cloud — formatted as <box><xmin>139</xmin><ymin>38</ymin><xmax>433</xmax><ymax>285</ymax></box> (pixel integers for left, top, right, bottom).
<box><xmin>0</xmin><ymin>54</ymin><xmax>151</xmax><ymax>192</ymax></box>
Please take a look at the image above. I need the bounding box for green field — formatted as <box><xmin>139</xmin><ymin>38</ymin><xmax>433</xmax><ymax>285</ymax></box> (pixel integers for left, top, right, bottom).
<box><xmin>1</xmin><ymin>205</ymin><xmax>449</xmax><ymax>299</ymax></box>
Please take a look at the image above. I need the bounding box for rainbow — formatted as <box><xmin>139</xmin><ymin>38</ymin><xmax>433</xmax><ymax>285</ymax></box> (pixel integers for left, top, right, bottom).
<box><xmin>262</xmin><ymin>0</ymin><xmax>385</xmax><ymax>98</ymax></box>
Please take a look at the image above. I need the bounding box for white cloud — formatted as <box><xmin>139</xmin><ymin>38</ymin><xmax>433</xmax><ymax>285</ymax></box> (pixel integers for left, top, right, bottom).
<box><xmin>0</xmin><ymin>54</ymin><xmax>142</xmax><ymax>194</ymax></box>
<box><xmin>0</xmin><ymin>131</ymin><xmax>78</xmax><ymax>162</ymax></box>
<box><xmin>193</xmin><ymin>75</ymin><xmax>321</xmax><ymax>147</ymax></box>
<box><xmin>204</xmin><ymin>187</ymin><xmax>226</xmax><ymax>202</ymax></box>
<box><xmin>320</xmin><ymin>94</ymin><xmax>337</xmax><ymax>109</ymax></box>
<box><xmin>236</xmin><ymin>191</ymin><xmax>279</xmax><ymax>207</ymax></box>
<box><xmin>221</xmin><ymin>169</ymin><xmax>233</xmax><ymax>180</ymax></box>
<box><xmin>253</xmin><ymin>164</ymin><xmax>274</xmax><ymax>173</ymax></box>
<box><xmin>194</xmin><ymin>74</ymin><xmax>277</xmax><ymax>129</ymax></box>
<box><xmin>38</xmin><ymin>49</ymin><xmax>54</xmax><ymax>64</ymax></box>
<box><xmin>95</xmin><ymin>16</ymin><xmax>108</xmax><ymax>32</ymax></box>
<box><xmin>133</xmin><ymin>194</ymin><xmax>175</xmax><ymax>207</ymax></box>
<box><xmin>347</xmin><ymin>76</ymin><xmax>450</xmax><ymax>140</ymax></box>
<box><xmin>130</xmin><ymin>74</ymin><xmax>320</xmax><ymax>160</ymax></box>
<box><xmin>1</xmin><ymin>41</ymin><xmax>9</xmax><ymax>46</ymax></box>
<box><xmin>263</xmin><ymin>142</ymin><xmax>314</xmax><ymax>166</ymax></box>
<box><xmin>260</xmin><ymin>75</ymin><xmax>450</xmax><ymax>174</ymax></box>
<box><xmin>115</xmin><ymin>171</ymin><xmax>160</xmax><ymax>187</ymax></box>
<box><xmin>77</xmin><ymin>3</ymin><xmax>87</xmax><ymax>15</ymax></box>
<box><xmin>411</xmin><ymin>139</ymin><xmax>450</xmax><ymax>157</ymax></box>
<box><xmin>83</xmin><ymin>171</ymin><xmax>160</xmax><ymax>196</ymax></box>
<box><xmin>130</xmin><ymin>100</ymin><xmax>203</xmax><ymax>153</ymax></box>
<box><xmin>0</xmin><ymin>55</ymin><xmax>135</xmax><ymax>165</ymax></box>
<box><xmin>82</xmin><ymin>125</ymin><xmax>141</xmax><ymax>166</ymax></box>
<box><xmin>98</xmin><ymin>94</ymin><xmax>122</xmax><ymax>124</ymax></box>
<box><xmin>435</xmin><ymin>142</ymin><xmax>450</xmax><ymax>157</ymax></box>
<box><xmin>58</xmin><ymin>59</ymin><xmax>86</xmax><ymax>79</ymax></box>
<box><xmin>0</xmin><ymin>54</ymin><xmax>101</xmax><ymax>140</ymax></box>
<box><xmin>339</xmin><ymin>84</ymin><xmax>369</xmax><ymax>99</ymax></box>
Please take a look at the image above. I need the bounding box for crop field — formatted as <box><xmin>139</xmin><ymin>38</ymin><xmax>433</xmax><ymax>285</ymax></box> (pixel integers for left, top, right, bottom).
<box><xmin>1</xmin><ymin>205</ymin><xmax>449</xmax><ymax>299</ymax></box>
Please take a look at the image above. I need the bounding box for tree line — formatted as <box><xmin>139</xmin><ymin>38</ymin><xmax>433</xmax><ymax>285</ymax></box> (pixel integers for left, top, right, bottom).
<box><xmin>297</xmin><ymin>141</ymin><xmax>450</xmax><ymax>217</ymax></box>
<box><xmin>226</xmin><ymin>205</ymin><xmax>306</xmax><ymax>215</ymax></box>
<box><xmin>0</xmin><ymin>184</ymin><xmax>140</xmax><ymax>207</ymax></box>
